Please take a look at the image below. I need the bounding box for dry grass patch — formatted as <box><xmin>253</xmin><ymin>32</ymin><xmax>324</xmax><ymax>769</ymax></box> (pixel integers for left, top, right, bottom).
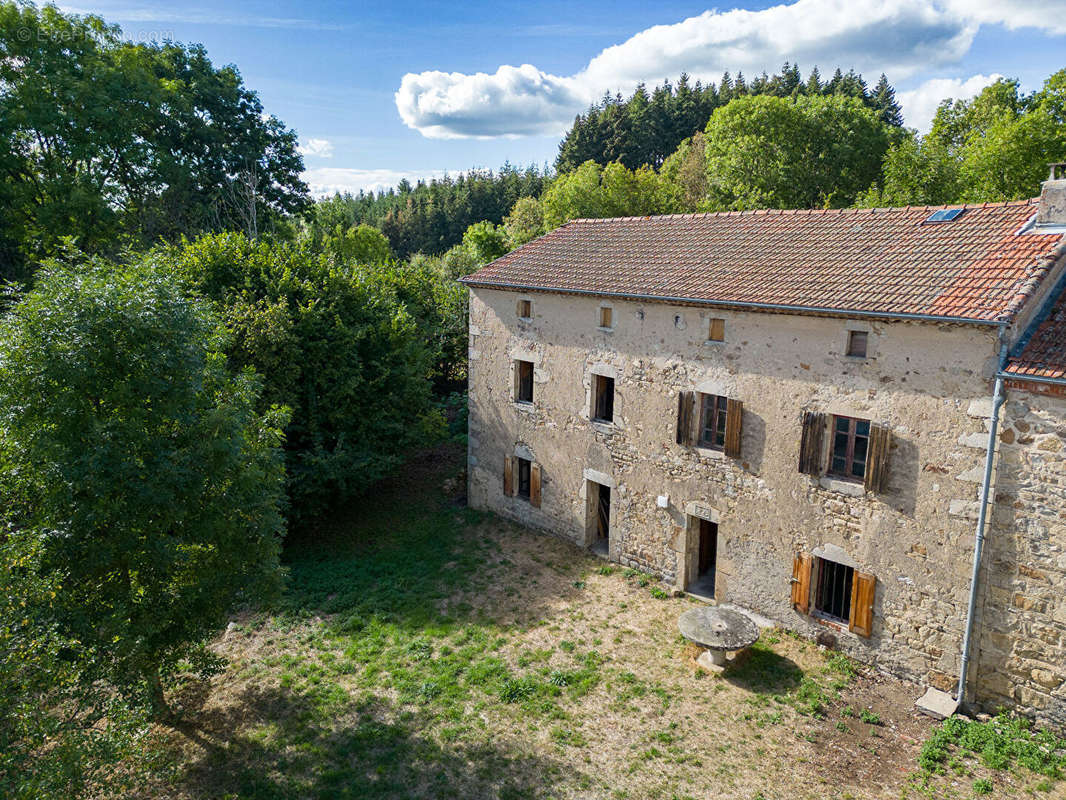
<box><xmin>130</xmin><ymin>445</ymin><xmax>1066</xmax><ymax>800</ymax></box>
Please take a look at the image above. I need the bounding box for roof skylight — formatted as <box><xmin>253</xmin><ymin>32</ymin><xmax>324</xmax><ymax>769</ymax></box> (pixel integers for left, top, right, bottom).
<box><xmin>925</xmin><ymin>208</ymin><xmax>965</xmax><ymax>223</ymax></box>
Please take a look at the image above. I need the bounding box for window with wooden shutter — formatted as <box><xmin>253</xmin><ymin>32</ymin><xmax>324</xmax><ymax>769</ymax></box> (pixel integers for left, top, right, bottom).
<box><xmin>798</xmin><ymin>411</ymin><xmax>826</xmax><ymax>475</ymax></box>
<box><xmin>724</xmin><ymin>398</ymin><xmax>743</xmax><ymax>458</ymax></box>
<box><xmin>791</xmin><ymin>553</ymin><xmax>812</xmax><ymax>613</ymax></box>
<box><xmin>849</xmin><ymin>572</ymin><xmax>876</xmax><ymax>637</ymax></box>
<box><xmin>863</xmin><ymin>424</ymin><xmax>891</xmax><ymax>493</ymax></box>
<box><xmin>530</xmin><ymin>463</ymin><xmax>542</xmax><ymax>507</ymax></box>
<box><xmin>503</xmin><ymin>455</ymin><xmax>514</xmax><ymax>496</ymax></box>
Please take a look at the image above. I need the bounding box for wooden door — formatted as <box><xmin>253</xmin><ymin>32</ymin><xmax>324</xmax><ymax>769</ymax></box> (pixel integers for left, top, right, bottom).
<box><xmin>698</xmin><ymin>520</ymin><xmax>718</xmax><ymax>595</ymax></box>
<box><xmin>596</xmin><ymin>485</ymin><xmax>611</xmax><ymax>540</ymax></box>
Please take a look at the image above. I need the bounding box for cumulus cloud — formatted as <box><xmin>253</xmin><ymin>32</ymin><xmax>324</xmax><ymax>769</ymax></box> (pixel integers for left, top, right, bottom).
<box><xmin>298</xmin><ymin>138</ymin><xmax>334</xmax><ymax>159</ymax></box>
<box><xmin>397</xmin><ymin>0</ymin><xmax>980</xmax><ymax>139</ymax></box>
<box><xmin>302</xmin><ymin>167</ymin><xmax>450</xmax><ymax>197</ymax></box>
<box><xmin>942</xmin><ymin>0</ymin><xmax>1066</xmax><ymax>35</ymax></box>
<box><xmin>897</xmin><ymin>73</ymin><xmax>1002</xmax><ymax>133</ymax></box>
<box><xmin>395</xmin><ymin>64</ymin><xmax>584</xmax><ymax>139</ymax></box>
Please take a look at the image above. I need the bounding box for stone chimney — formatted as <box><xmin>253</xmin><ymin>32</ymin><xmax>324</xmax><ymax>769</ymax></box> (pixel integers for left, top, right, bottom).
<box><xmin>1035</xmin><ymin>162</ymin><xmax>1066</xmax><ymax>229</ymax></box>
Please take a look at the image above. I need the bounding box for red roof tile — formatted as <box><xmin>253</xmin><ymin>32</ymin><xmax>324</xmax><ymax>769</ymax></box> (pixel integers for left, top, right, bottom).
<box><xmin>1004</xmin><ymin>285</ymin><xmax>1066</xmax><ymax>382</ymax></box>
<box><xmin>462</xmin><ymin>201</ymin><xmax>1064</xmax><ymax>323</ymax></box>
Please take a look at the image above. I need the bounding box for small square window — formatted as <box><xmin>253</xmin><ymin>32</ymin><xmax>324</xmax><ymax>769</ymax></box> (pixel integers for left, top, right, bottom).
<box><xmin>829</xmin><ymin>415</ymin><xmax>870</xmax><ymax>481</ymax></box>
<box><xmin>516</xmin><ymin>456</ymin><xmax>531</xmax><ymax>500</ymax></box>
<box><xmin>846</xmin><ymin>330</ymin><xmax>868</xmax><ymax>358</ymax></box>
<box><xmin>599</xmin><ymin>306</ymin><xmax>613</xmax><ymax>329</ymax></box>
<box><xmin>517</xmin><ymin>299</ymin><xmax>532</xmax><ymax>319</ymax></box>
<box><xmin>708</xmin><ymin>318</ymin><xmax>725</xmax><ymax>342</ymax></box>
<box><xmin>514</xmin><ymin>360</ymin><xmax>534</xmax><ymax>404</ymax></box>
<box><xmin>814</xmin><ymin>557</ymin><xmax>854</xmax><ymax>623</ymax></box>
<box><xmin>592</xmin><ymin>374</ymin><xmax>614</xmax><ymax>423</ymax></box>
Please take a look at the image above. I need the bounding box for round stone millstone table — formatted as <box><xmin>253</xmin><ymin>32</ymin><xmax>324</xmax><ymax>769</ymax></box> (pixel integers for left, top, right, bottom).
<box><xmin>678</xmin><ymin>606</ymin><xmax>759</xmax><ymax>672</ymax></box>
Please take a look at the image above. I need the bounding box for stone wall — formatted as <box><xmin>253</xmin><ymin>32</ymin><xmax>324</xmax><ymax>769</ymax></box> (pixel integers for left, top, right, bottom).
<box><xmin>466</xmin><ymin>286</ymin><xmax>1059</xmax><ymax>710</ymax></box>
<box><xmin>977</xmin><ymin>385</ymin><xmax>1066</xmax><ymax>727</ymax></box>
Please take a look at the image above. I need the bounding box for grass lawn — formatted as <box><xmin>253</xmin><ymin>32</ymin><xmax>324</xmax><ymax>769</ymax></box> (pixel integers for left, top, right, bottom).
<box><xmin>141</xmin><ymin>444</ymin><xmax>1066</xmax><ymax>800</ymax></box>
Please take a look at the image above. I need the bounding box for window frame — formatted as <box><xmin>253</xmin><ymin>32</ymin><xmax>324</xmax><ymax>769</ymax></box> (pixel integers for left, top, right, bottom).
<box><xmin>828</xmin><ymin>414</ymin><xmax>870</xmax><ymax>482</ymax></box>
<box><xmin>517</xmin><ymin>299</ymin><xmax>532</xmax><ymax>320</ymax></box>
<box><xmin>846</xmin><ymin>330</ymin><xmax>868</xmax><ymax>358</ymax></box>
<box><xmin>516</xmin><ymin>456</ymin><xmax>532</xmax><ymax>500</ymax></box>
<box><xmin>813</xmin><ymin>557</ymin><xmax>854</xmax><ymax>624</ymax></box>
<box><xmin>592</xmin><ymin>374</ymin><xmax>615</xmax><ymax>423</ymax></box>
<box><xmin>514</xmin><ymin>359</ymin><xmax>534</xmax><ymax>404</ymax></box>
<box><xmin>698</xmin><ymin>393</ymin><xmax>728</xmax><ymax>450</ymax></box>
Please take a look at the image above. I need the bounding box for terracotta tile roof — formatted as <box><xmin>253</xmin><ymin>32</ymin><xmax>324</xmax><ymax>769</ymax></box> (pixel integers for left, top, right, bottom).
<box><xmin>1004</xmin><ymin>285</ymin><xmax>1066</xmax><ymax>382</ymax></box>
<box><xmin>462</xmin><ymin>201</ymin><xmax>1065</xmax><ymax>323</ymax></box>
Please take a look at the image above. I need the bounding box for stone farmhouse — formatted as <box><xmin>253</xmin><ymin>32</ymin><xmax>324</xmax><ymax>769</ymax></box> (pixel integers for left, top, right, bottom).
<box><xmin>460</xmin><ymin>168</ymin><xmax>1066</xmax><ymax>726</ymax></box>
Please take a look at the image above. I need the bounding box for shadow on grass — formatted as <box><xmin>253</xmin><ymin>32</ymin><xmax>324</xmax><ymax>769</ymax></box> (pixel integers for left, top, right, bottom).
<box><xmin>279</xmin><ymin>443</ymin><xmax>589</xmax><ymax>636</ymax></box>
<box><xmin>725</xmin><ymin>642</ymin><xmax>805</xmax><ymax>695</ymax></box>
<box><xmin>169</xmin><ymin>682</ymin><xmax>580</xmax><ymax>800</ymax></box>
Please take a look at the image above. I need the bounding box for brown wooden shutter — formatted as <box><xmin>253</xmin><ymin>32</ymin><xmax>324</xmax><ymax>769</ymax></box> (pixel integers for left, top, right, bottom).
<box><xmin>849</xmin><ymin>571</ymin><xmax>876</xmax><ymax>637</ymax></box>
<box><xmin>724</xmin><ymin>398</ymin><xmax>743</xmax><ymax>458</ymax></box>
<box><xmin>709</xmin><ymin>317</ymin><xmax>725</xmax><ymax>342</ymax></box>
<box><xmin>676</xmin><ymin>391</ymin><xmax>693</xmax><ymax>446</ymax></box>
<box><xmin>798</xmin><ymin>411</ymin><xmax>826</xmax><ymax>475</ymax></box>
<box><xmin>791</xmin><ymin>553</ymin><xmax>812</xmax><ymax>613</ymax></box>
<box><xmin>863</xmin><ymin>424</ymin><xmax>891</xmax><ymax>493</ymax></box>
<box><xmin>530</xmin><ymin>463</ymin><xmax>542</xmax><ymax>507</ymax></box>
<box><xmin>503</xmin><ymin>455</ymin><xmax>514</xmax><ymax>496</ymax></box>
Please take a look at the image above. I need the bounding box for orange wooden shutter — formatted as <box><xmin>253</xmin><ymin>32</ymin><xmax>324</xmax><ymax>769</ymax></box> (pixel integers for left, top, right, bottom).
<box><xmin>530</xmin><ymin>463</ymin><xmax>542</xmax><ymax>507</ymax></box>
<box><xmin>864</xmin><ymin>424</ymin><xmax>891</xmax><ymax>493</ymax></box>
<box><xmin>709</xmin><ymin>318</ymin><xmax>725</xmax><ymax>341</ymax></box>
<box><xmin>503</xmin><ymin>456</ymin><xmax>514</xmax><ymax>496</ymax></box>
<box><xmin>849</xmin><ymin>571</ymin><xmax>876</xmax><ymax>637</ymax></box>
<box><xmin>791</xmin><ymin>554</ymin><xmax>812</xmax><ymax>613</ymax></box>
<box><xmin>725</xmin><ymin>398</ymin><xmax>743</xmax><ymax>458</ymax></box>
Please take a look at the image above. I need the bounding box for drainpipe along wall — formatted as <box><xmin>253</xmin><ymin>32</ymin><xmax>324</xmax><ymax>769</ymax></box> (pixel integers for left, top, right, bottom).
<box><xmin>956</xmin><ymin>333</ymin><xmax>1009</xmax><ymax>706</ymax></box>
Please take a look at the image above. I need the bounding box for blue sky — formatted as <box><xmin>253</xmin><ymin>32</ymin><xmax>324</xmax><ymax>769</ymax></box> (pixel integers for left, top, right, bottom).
<box><xmin>65</xmin><ymin>0</ymin><xmax>1066</xmax><ymax>195</ymax></box>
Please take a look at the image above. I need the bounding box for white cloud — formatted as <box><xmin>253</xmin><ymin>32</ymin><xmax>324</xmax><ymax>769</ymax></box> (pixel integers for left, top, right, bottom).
<box><xmin>942</xmin><ymin>0</ymin><xmax>1066</xmax><ymax>36</ymax></box>
<box><xmin>302</xmin><ymin>167</ymin><xmax>450</xmax><ymax>197</ymax></box>
<box><xmin>397</xmin><ymin>0</ymin><xmax>979</xmax><ymax>139</ymax></box>
<box><xmin>298</xmin><ymin>138</ymin><xmax>334</xmax><ymax>159</ymax></box>
<box><xmin>898</xmin><ymin>73</ymin><xmax>1002</xmax><ymax>133</ymax></box>
<box><xmin>395</xmin><ymin>65</ymin><xmax>584</xmax><ymax>139</ymax></box>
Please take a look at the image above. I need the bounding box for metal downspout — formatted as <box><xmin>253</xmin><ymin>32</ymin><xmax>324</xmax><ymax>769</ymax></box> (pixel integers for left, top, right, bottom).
<box><xmin>956</xmin><ymin>336</ymin><xmax>1009</xmax><ymax>705</ymax></box>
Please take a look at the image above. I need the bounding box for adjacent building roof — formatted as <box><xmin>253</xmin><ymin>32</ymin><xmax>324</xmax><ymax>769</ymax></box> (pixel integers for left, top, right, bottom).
<box><xmin>1004</xmin><ymin>284</ymin><xmax>1066</xmax><ymax>383</ymax></box>
<box><xmin>461</xmin><ymin>200</ymin><xmax>1065</xmax><ymax>324</ymax></box>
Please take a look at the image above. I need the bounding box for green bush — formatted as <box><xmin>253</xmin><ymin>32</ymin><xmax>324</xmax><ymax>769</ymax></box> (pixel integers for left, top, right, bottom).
<box><xmin>163</xmin><ymin>233</ymin><xmax>442</xmax><ymax>521</ymax></box>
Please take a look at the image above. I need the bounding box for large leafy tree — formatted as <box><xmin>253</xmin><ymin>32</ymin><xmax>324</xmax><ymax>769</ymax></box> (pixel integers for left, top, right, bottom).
<box><xmin>541</xmin><ymin>160</ymin><xmax>679</xmax><ymax>228</ymax></box>
<box><xmin>0</xmin><ymin>3</ymin><xmax>309</xmax><ymax>281</ymax></box>
<box><xmin>163</xmin><ymin>233</ymin><xmax>440</xmax><ymax>520</ymax></box>
<box><xmin>862</xmin><ymin>73</ymin><xmax>1066</xmax><ymax>206</ymax></box>
<box><xmin>700</xmin><ymin>94</ymin><xmax>891</xmax><ymax>210</ymax></box>
<box><xmin>0</xmin><ymin>257</ymin><xmax>289</xmax><ymax>717</ymax></box>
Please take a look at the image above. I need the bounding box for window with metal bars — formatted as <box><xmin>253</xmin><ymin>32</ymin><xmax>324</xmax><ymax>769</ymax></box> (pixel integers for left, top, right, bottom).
<box><xmin>814</xmin><ymin>557</ymin><xmax>853</xmax><ymax>623</ymax></box>
<box><xmin>698</xmin><ymin>393</ymin><xmax>727</xmax><ymax>450</ymax></box>
<box><xmin>829</xmin><ymin>415</ymin><xmax>870</xmax><ymax>480</ymax></box>
<box><xmin>515</xmin><ymin>360</ymin><xmax>534</xmax><ymax>404</ymax></box>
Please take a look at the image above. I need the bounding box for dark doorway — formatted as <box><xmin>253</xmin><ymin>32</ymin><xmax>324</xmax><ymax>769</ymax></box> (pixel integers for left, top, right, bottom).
<box><xmin>590</xmin><ymin>483</ymin><xmax>610</xmax><ymax>555</ymax></box>
<box><xmin>690</xmin><ymin>518</ymin><xmax>718</xmax><ymax>598</ymax></box>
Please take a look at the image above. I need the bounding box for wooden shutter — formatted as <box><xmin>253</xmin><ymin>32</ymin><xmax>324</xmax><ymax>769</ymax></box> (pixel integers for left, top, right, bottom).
<box><xmin>791</xmin><ymin>554</ymin><xmax>812</xmax><ymax>614</ymax></box>
<box><xmin>530</xmin><ymin>463</ymin><xmax>542</xmax><ymax>508</ymax></box>
<box><xmin>709</xmin><ymin>318</ymin><xmax>725</xmax><ymax>342</ymax></box>
<box><xmin>849</xmin><ymin>572</ymin><xmax>876</xmax><ymax>637</ymax></box>
<box><xmin>503</xmin><ymin>456</ymin><xmax>514</xmax><ymax>496</ymax></box>
<box><xmin>676</xmin><ymin>391</ymin><xmax>693</xmax><ymax>445</ymax></box>
<box><xmin>798</xmin><ymin>411</ymin><xmax>826</xmax><ymax>475</ymax></box>
<box><xmin>724</xmin><ymin>398</ymin><xmax>743</xmax><ymax>458</ymax></box>
<box><xmin>863</xmin><ymin>424</ymin><xmax>891</xmax><ymax>493</ymax></box>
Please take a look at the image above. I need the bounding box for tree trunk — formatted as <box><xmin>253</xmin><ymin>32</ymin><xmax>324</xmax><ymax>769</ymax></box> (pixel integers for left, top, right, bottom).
<box><xmin>147</xmin><ymin>664</ymin><xmax>172</xmax><ymax>723</ymax></box>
